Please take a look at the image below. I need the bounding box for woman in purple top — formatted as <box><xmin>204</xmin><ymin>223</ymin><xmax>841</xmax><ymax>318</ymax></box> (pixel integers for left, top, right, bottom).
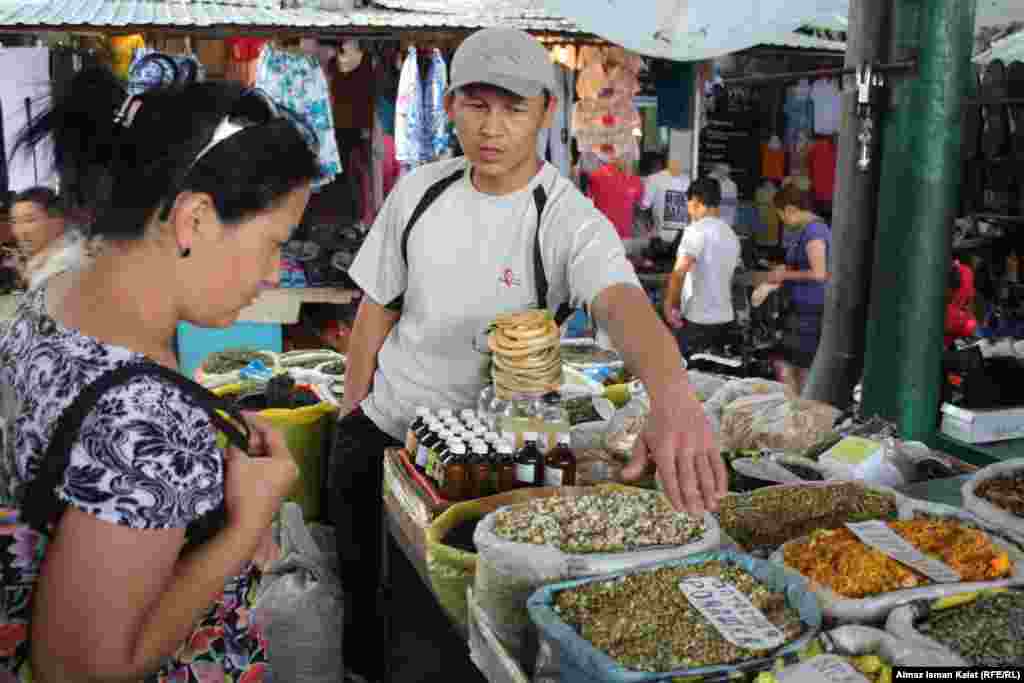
<box><xmin>759</xmin><ymin>185</ymin><xmax>831</xmax><ymax>394</ymax></box>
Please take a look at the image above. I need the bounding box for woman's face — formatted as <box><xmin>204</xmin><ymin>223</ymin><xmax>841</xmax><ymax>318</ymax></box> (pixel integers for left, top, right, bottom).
<box><xmin>11</xmin><ymin>201</ymin><xmax>65</xmax><ymax>257</ymax></box>
<box><xmin>184</xmin><ymin>184</ymin><xmax>312</xmax><ymax>328</ymax></box>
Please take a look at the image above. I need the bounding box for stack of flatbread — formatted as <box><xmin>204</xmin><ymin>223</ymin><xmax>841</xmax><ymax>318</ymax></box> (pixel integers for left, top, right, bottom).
<box><xmin>488</xmin><ymin>310</ymin><xmax>562</xmax><ymax>399</ymax></box>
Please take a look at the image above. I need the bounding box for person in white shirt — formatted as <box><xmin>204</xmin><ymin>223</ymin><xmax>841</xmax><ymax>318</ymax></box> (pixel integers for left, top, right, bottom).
<box><xmin>641</xmin><ymin>153</ymin><xmax>691</xmax><ymax>235</ymax></box>
<box><xmin>662</xmin><ymin>177</ymin><xmax>741</xmax><ymax>355</ymax></box>
<box><xmin>337</xmin><ymin>27</ymin><xmax>725</xmax><ymax>683</ymax></box>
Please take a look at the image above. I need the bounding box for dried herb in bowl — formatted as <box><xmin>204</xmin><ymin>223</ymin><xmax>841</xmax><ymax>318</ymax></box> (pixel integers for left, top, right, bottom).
<box><xmin>919</xmin><ymin>590</ymin><xmax>1024</xmax><ymax>667</ymax></box>
<box><xmin>202</xmin><ymin>350</ymin><xmax>275</xmax><ymax>374</ymax></box>
<box><xmin>783</xmin><ymin>519</ymin><xmax>1013</xmax><ymax>599</ymax></box>
<box><xmin>552</xmin><ymin>561</ymin><xmax>804</xmax><ymax>672</ymax></box>
<box><xmin>493</xmin><ymin>491</ymin><xmax>705</xmax><ymax>553</ymax></box>
<box><xmin>975</xmin><ymin>473</ymin><xmax>1024</xmax><ymax>518</ymax></box>
<box><xmin>716</xmin><ymin>483</ymin><xmax>899</xmax><ymax>551</ymax></box>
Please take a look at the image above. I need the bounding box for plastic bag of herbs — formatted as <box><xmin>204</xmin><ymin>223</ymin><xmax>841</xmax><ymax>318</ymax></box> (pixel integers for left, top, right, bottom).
<box><xmin>527</xmin><ymin>550</ymin><xmax>822</xmax><ymax>683</ymax></box>
<box><xmin>885</xmin><ymin>587</ymin><xmax>1024</xmax><ymax>669</ymax></box>
<box><xmin>703</xmin><ymin>378</ymin><xmax>788</xmax><ymax>433</ymax></box>
<box><xmin>720</xmin><ymin>392</ymin><xmax>841</xmax><ymax>453</ymax></box>
<box><xmin>763</xmin><ymin>624</ymin><xmax>966</xmax><ymax>683</ymax></box>
<box><xmin>961</xmin><ymin>457</ymin><xmax>1024</xmax><ymax>544</ymax></box>
<box><xmin>772</xmin><ymin>499</ymin><xmax>1024</xmax><ymax>623</ymax></box>
<box><xmin>715</xmin><ymin>482</ymin><xmax>907</xmax><ymax>556</ymax></box>
<box><xmin>473</xmin><ymin>486</ymin><xmax>721</xmax><ymax>666</ymax></box>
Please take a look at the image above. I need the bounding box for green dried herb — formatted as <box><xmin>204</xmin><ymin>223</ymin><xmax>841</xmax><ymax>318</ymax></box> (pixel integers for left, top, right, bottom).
<box><xmin>920</xmin><ymin>591</ymin><xmax>1024</xmax><ymax>667</ymax></box>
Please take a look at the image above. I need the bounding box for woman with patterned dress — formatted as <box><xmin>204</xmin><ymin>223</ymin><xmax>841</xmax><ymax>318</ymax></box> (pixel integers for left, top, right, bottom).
<box><xmin>0</xmin><ymin>65</ymin><xmax>319</xmax><ymax>681</ymax></box>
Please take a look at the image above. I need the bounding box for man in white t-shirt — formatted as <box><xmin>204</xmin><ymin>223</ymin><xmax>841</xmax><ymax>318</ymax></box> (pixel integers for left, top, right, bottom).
<box><xmin>641</xmin><ymin>154</ymin><xmax>691</xmax><ymax>234</ymax></box>
<box><xmin>335</xmin><ymin>27</ymin><xmax>725</xmax><ymax>683</ymax></box>
<box><xmin>663</xmin><ymin>177</ymin><xmax>741</xmax><ymax>355</ymax></box>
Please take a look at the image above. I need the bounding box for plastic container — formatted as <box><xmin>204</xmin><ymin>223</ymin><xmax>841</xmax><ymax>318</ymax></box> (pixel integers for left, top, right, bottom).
<box><xmin>526</xmin><ymin>550</ymin><xmax>822</xmax><ymax>683</ymax></box>
<box><xmin>771</xmin><ymin>499</ymin><xmax>1024</xmax><ymax>623</ymax></box>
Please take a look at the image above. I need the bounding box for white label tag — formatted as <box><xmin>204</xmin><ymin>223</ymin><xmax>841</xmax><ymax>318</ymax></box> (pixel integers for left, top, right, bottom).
<box><xmin>678</xmin><ymin>577</ymin><xmax>787</xmax><ymax>651</ymax></box>
<box><xmin>845</xmin><ymin>521</ymin><xmax>961</xmax><ymax>583</ymax></box>
<box><xmin>691</xmin><ymin>353</ymin><xmax>743</xmax><ymax>368</ymax></box>
<box><xmin>516</xmin><ymin>464</ymin><xmax>536</xmax><ymax>485</ymax></box>
<box><xmin>778</xmin><ymin>656</ymin><xmax>869</xmax><ymax>683</ymax></box>
<box><xmin>544</xmin><ymin>467</ymin><xmax>564</xmax><ymax>487</ymax></box>
<box><xmin>415</xmin><ymin>445</ymin><xmax>429</xmax><ymax>469</ymax></box>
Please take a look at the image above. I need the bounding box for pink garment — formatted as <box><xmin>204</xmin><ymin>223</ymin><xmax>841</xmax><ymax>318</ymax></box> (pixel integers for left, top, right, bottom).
<box><xmin>587</xmin><ymin>163</ymin><xmax>644</xmax><ymax>240</ymax></box>
<box><xmin>381</xmin><ymin>134</ymin><xmax>399</xmax><ymax>199</ymax></box>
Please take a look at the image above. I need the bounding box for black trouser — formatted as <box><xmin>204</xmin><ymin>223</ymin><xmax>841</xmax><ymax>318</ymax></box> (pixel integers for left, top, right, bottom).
<box><xmin>674</xmin><ymin>320</ymin><xmax>733</xmax><ymax>357</ymax></box>
<box><xmin>331</xmin><ymin>408</ymin><xmax>401</xmax><ymax>680</ymax></box>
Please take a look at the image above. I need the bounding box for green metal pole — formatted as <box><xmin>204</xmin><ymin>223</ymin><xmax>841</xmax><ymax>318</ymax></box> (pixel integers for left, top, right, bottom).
<box><xmin>860</xmin><ymin>0</ymin><xmax>977</xmax><ymax>439</ymax></box>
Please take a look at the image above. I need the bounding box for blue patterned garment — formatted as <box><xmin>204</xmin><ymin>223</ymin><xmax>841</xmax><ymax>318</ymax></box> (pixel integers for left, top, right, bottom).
<box><xmin>254</xmin><ymin>44</ymin><xmax>342</xmax><ymax>190</ymax></box>
<box><xmin>424</xmin><ymin>49</ymin><xmax>451</xmax><ymax>159</ymax></box>
<box><xmin>395</xmin><ymin>46</ymin><xmax>425</xmax><ymax>169</ymax></box>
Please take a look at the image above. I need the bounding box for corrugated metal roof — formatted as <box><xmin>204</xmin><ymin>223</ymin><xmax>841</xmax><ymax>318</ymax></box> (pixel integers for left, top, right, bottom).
<box><xmin>975</xmin><ymin>30</ymin><xmax>1024</xmax><ymax>64</ymax></box>
<box><xmin>371</xmin><ymin>0</ymin><xmax>557</xmax><ymax>19</ymax></box>
<box><xmin>0</xmin><ymin>0</ymin><xmax>583</xmax><ymax>32</ymax></box>
<box><xmin>757</xmin><ymin>33</ymin><xmax>845</xmax><ymax>52</ymax></box>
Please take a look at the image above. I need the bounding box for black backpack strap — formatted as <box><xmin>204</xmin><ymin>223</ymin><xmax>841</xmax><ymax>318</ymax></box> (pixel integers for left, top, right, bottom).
<box><xmin>385</xmin><ymin>168</ymin><xmax>467</xmax><ymax>312</ymax></box>
<box><xmin>23</xmin><ymin>362</ymin><xmax>250</xmax><ymax>535</ymax></box>
<box><xmin>532</xmin><ymin>184</ymin><xmax>576</xmax><ymax>327</ymax></box>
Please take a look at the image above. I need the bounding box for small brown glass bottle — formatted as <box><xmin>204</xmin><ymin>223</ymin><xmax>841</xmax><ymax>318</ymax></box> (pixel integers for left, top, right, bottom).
<box><xmin>495</xmin><ymin>441</ymin><xmax>518</xmax><ymax>493</ymax></box>
<box><xmin>441</xmin><ymin>442</ymin><xmax>470</xmax><ymax>501</ymax></box>
<box><xmin>544</xmin><ymin>432</ymin><xmax>576</xmax><ymax>487</ymax></box>
<box><xmin>469</xmin><ymin>440</ymin><xmax>491</xmax><ymax>499</ymax></box>
<box><xmin>415</xmin><ymin>420</ymin><xmax>444</xmax><ymax>474</ymax></box>
<box><xmin>515</xmin><ymin>432</ymin><xmax>545</xmax><ymax>488</ymax></box>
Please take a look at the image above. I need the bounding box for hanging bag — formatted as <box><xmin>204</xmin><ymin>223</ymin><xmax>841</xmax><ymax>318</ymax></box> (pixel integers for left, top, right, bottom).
<box><xmin>0</xmin><ymin>361</ymin><xmax>252</xmax><ymax>678</ymax></box>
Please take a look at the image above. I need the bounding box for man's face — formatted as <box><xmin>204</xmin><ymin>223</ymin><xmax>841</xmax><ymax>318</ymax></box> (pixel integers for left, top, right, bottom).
<box><xmin>445</xmin><ymin>85</ymin><xmax>555</xmax><ymax>192</ymax></box>
<box><xmin>687</xmin><ymin>197</ymin><xmax>707</xmax><ymax>222</ymax></box>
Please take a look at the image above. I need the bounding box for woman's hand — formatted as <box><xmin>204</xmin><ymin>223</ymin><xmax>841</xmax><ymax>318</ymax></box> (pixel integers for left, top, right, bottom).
<box><xmin>224</xmin><ymin>413</ymin><xmax>298</xmax><ymax>533</ymax></box>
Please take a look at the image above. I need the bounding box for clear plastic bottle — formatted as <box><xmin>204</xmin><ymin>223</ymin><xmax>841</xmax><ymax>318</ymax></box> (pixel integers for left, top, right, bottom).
<box><xmin>536</xmin><ymin>392</ymin><xmax>567</xmax><ymax>451</ymax></box>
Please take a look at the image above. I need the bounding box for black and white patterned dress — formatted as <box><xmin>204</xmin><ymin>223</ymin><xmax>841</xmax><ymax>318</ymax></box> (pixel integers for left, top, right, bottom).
<box><xmin>0</xmin><ymin>286</ymin><xmax>269</xmax><ymax>682</ymax></box>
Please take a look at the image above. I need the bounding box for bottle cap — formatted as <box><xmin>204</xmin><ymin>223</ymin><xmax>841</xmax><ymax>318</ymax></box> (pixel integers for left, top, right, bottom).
<box><xmin>415</xmin><ymin>406</ymin><xmax>431</xmax><ymax>418</ymax></box>
<box><xmin>447</xmin><ymin>437</ymin><xmax>465</xmax><ymax>447</ymax></box>
<box><xmin>484</xmin><ymin>431</ymin><xmax>500</xmax><ymax>443</ymax></box>
<box><xmin>471</xmin><ymin>440</ymin><xmax>488</xmax><ymax>454</ymax></box>
<box><xmin>449</xmin><ymin>442</ymin><xmax>467</xmax><ymax>454</ymax></box>
<box><xmin>428</xmin><ymin>420</ymin><xmax>443</xmax><ymax>430</ymax></box>
<box><xmin>557</xmin><ymin>433</ymin><xmax>572</xmax><ymax>446</ymax></box>
<box><xmin>438</xmin><ymin>408</ymin><xmax>454</xmax><ymax>419</ymax></box>
<box><xmin>438</xmin><ymin>429</ymin><xmax>452</xmax><ymax>440</ymax></box>
<box><xmin>450</xmin><ymin>424</ymin><xmax>466</xmax><ymax>435</ymax></box>
<box><xmin>460</xmin><ymin>409</ymin><xmax>476</xmax><ymax>421</ymax></box>
<box><xmin>523</xmin><ymin>432</ymin><xmax>539</xmax><ymax>442</ymax></box>
<box><xmin>472</xmin><ymin>424</ymin><xmax>487</xmax><ymax>435</ymax></box>
<box><xmin>496</xmin><ymin>441</ymin><xmax>514</xmax><ymax>454</ymax></box>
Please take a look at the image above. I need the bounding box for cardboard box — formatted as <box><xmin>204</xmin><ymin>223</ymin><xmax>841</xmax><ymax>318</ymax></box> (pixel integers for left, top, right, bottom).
<box><xmin>940</xmin><ymin>402</ymin><xmax>1024</xmax><ymax>444</ymax></box>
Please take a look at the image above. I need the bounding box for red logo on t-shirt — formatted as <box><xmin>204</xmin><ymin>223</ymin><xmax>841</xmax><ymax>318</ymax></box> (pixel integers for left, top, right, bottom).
<box><xmin>499</xmin><ymin>268</ymin><xmax>521</xmax><ymax>288</ymax></box>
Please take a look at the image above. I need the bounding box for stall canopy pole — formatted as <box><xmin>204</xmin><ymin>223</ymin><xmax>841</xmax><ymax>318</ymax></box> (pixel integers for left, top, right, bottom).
<box><xmin>803</xmin><ymin>0</ymin><xmax>891</xmax><ymax>408</ymax></box>
<box><xmin>860</xmin><ymin>0</ymin><xmax>978</xmax><ymax>439</ymax></box>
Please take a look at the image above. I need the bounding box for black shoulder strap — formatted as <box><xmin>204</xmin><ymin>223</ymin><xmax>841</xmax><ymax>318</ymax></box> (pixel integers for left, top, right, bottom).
<box><xmin>385</xmin><ymin>168</ymin><xmax>466</xmax><ymax>311</ymax></box>
<box><xmin>23</xmin><ymin>362</ymin><xmax>250</xmax><ymax>535</ymax></box>
<box><xmin>532</xmin><ymin>184</ymin><xmax>576</xmax><ymax>327</ymax></box>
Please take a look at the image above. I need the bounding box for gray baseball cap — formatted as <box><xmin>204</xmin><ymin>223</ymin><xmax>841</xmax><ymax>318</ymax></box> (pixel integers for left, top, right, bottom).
<box><xmin>447</xmin><ymin>27</ymin><xmax>557</xmax><ymax>99</ymax></box>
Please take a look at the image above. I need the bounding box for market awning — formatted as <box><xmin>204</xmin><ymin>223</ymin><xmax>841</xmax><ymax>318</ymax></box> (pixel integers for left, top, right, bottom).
<box><xmin>0</xmin><ymin>0</ymin><xmax>586</xmax><ymax>35</ymax></box>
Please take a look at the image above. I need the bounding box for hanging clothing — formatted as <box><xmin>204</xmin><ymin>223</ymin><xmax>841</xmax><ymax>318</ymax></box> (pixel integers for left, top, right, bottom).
<box><xmin>424</xmin><ymin>48</ymin><xmax>451</xmax><ymax>160</ymax></box>
<box><xmin>761</xmin><ymin>137</ymin><xmax>786</xmax><ymax>181</ymax></box>
<box><xmin>807</xmin><ymin>136</ymin><xmax>838</xmax><ymax>203</ymax></box>
<box><xmin>653</xmin><ymin>60</ymin><xmax>695</xmax><ymax>130</ymax></box>
<box><xmin>225</xmin><ymin>38</ymin><xmax>268</xmax><ymax>88</ymax></box>
<box><xmin>108</xmin><ymin>34</ymin><xmax>145</xmax><ymax>80</ymax></box>
<box><xmin>784</xmin><ymin>79</ymin><xmax>814</xmax><ymax>175</ymax></box>
<box><xmin>0</xmin><ymin>48</ymin><xmax>54</xmax><ymax>192</ymax></box>
<box><xmin>255</xmin><ymin>44</ymin><xmax>341</xmax><ymax>190</ymax></box>
<box><xmin>587</xmin><ymin>162</ymin><xmax>644</xmax><ymax>240</ymax></box>
<box><xmin>810</xmin><ymin>78</ymin><xmax>842</xmax><ymax>136</ymax></box>
<box><xmin>395</xmin><ymin>46</ymin><xmax>425</xmax><ymax>172</ymax></box>
<box><xmin>329</xmin><ymin>52</ymin><xmax>375</xmax><ymax>131</ymax></box>
<box><xmin>546</xmin><ymin>64</ymin><xmax>575</xmax><ymax>178</ymax></box>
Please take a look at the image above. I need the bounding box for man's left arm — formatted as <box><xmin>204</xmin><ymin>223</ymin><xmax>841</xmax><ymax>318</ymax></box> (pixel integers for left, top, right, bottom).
<box><xmin>591</xmin><ymin>283</ymin><xmax>728</xmax><ymax>515</ymax></box>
